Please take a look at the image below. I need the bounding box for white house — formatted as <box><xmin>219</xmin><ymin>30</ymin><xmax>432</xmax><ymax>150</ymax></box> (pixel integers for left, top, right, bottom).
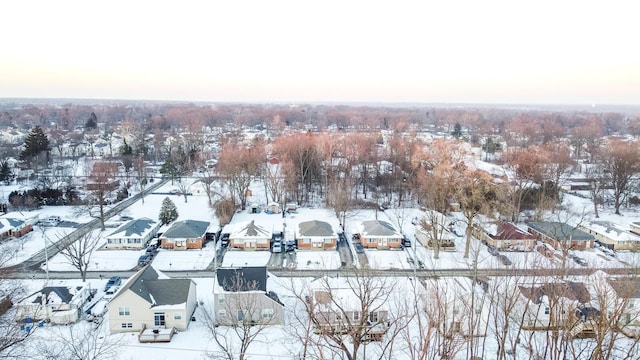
<box><xmin>16</xmin><ymin>285</ymin><xmax>92</xmax><ymax>325</ymax></box>
<box><xmin>421</xmin><ymin>277</ymin><xmax>489</xmax><ymax>338</ymax></box>
<box><xmin>105</xmin><ymin>218</ymin><xmax>160</xmax><ymax>249</ymax></box>
<box><xmin>108</xmin><ymin>266</ymin><xmax>197</xmax><ymax>335</ymax></box>
<box><xmin>213</xmin><ymin>266</ymin><xmax>284</xmax><ymax>326</ymax></box>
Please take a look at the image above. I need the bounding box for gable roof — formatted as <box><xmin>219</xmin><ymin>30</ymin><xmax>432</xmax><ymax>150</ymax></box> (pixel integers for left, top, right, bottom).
<box><xmin>114</xmin><ymin>266</ymin><xmax>193</xmax><ymax>306</ymax></box>
<box><xmin>162</xmin><ymin>220</ymin><xmax>210</xmax><ymax>239</ymax></box>
<box><xmin>298</xmin><ymin>220</ymin><xmax>334</xmax><ymax>237</ymax></box>
<box><xmin>360</xmin><ymin>220</ymin><xmax>400</xmax><ymax>237</ymax></box>
<box><xmin>107</xmin><ymin>217</ymin><xmax>158</xmax><ymax>238</ymax></box>
<box><xmin>608</xmin><ymin>277</ymin><xmax>640</xmax><ymax>299</ymax></box>
<box><xmin>518</xmin><ymin>281</ymin><xmax>590</xmax><ymax>304</ymax></box>
<box><xmin>216</xmin><ymin>266</ymin><xmax>267</xmax><ymax>292</ymax></box>
<box><xmin>26</xmin><ymin>286</ymin><xmax>83</xmax><ymax>305</ymax></box>
<box><xmin>231</xmin><ymin>220</ymin><xmax>270</xmax><ymax>238</ymax></box>
<box><xmin>527</xmin><ymin>222</ymin><xmax>595</xmax><ymax>241</ymax></box>
<box><xmin>489</xmin><ymin>221</ymin><xmax>536</xmax><ymax>240</ymax></box>
<box><xmin>0</xmin><ymin>218</ymin><xmax>25</xmax><ymax>230</ymax></box>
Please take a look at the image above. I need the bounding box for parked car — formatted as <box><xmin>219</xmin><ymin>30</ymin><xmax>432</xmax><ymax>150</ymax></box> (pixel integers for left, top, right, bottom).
<box><xmin>104</xmin><ymin>276</ymin><xmax>121</xmax><ymax>291</ymax></box>
<box><xmin>145</xmin><ymin>246</ymin><xmax>158</xmax><ymax>256</ymax></box>
<box><xmin>402</xmin><ymin>236</ymin><xmax>412</xmax><ymax>248</ymax></box>
<box><xmin>104</xmin><ymin>286</ymin><xmax>119</xmax><ymax>300</ymax></box>
<box><xmin>272</xmin><ymin>241</ymin><xmax>283</xmax><ymax>253</ymax></box>
<box><xmin>119</xmin><ymin>215</ymin><xmax>134</xmax><ymax>221</ymax></box>
<box><xmin>285</xmin><ymin>240</ymin><xmax>297</xmax><ymax>252</ymax></box>
<box><xmin>497</xmin><ymin>254</ymin><xmax>512</xmax><ymax>266</ymax></box>
<box><xmin>354</xmin><ymin>243</ymin><xmax>365</xmax><ymax>253</ymax></box>
<box><xmin>138</xmin><ymin>254</ymin><xmax>152</xmax><ymax>266</ymax></box>
<box><xmin>220</xmin><ymin>233</ymin><xmax>230</xmax><ymax>248</ymax></box>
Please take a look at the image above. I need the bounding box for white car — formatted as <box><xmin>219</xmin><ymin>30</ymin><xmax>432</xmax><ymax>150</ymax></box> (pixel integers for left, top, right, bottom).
<box><xmin>272</xmin><ymin>242</ymin><xmax>283</xmax><ymax>253</ymax></box>
<box><xmin>104</xmin><ymin>286</ymin><xmax>120</xmax><ymax>300</ymax></box>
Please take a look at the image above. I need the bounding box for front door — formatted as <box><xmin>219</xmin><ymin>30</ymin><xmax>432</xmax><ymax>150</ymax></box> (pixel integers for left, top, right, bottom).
<box><xmin>378</xmin><ymin>238</ymin><xmax>387</xmax><ymax>248</ymax></box>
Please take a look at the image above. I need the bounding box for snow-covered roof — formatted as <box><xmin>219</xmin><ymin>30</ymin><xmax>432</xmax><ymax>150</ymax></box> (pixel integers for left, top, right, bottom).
<box><xmin>358</xmin><ymin>220</ymin><xmax>401</xmax><ymax>238</ymax></box>
<box><xmin>580</xmin><ymin>220</ymin><xmax>640</xmax><ymax>242</ymax></box>
<box><xmin>106</xmin><ymin>217</ymin><xmax>158</xmax><ymax>239</ymax></box>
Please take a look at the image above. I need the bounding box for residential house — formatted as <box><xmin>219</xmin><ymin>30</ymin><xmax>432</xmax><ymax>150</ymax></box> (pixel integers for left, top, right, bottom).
<box><xmin>226</xmin><ymin>220</ymin><xmax>272</xmax><ymax>250</ymax></box>
<box><xmin>413</xmin><ymin>210</ymin><xmax>456</xmax><ymax>251</ymax></box>
<box><xmin>608</xmin><ymin>277</ymin><xmax>640</xmax><ymax>335</ymax></box>
<box><xmin>579</xmin><ymin>220</ymin><xmax>640</xmax><ymax>251</ymax></box>
<box><xmin>630</xmin><ymin>222</ymin><xmax>640</xmax><ymax>237</ymax></box>
<box><xmin>296</xmin><ymin>220</ymin><xmax>338</xmax><ymax>250</ymax></box>
<box><xmin>108</xmin><ymin>266</ymin><xmax>197</xmax><ymax>334</ymax></box>
<box><xmin>213</xmin><ymin>266</ymin><xmax>284</xmax><ymax>325</ymax></box>
<box><xmin>517</xmin><ymin>281</ymin><xmax>597</xmax><ymax>337</ymax></box>
<box><xmin>0</xmin><ymin>211</ymin><xmax>39</xmax><ymax>227</ymax></box>
<box><xmin>160</xmin><ymin>220</ymin><xmax>210</xmax><ymax>250</ymax></box>
<box><xmin>422</xmin><ymin>277</ymin><xmax>488</xmax><ymax>338</ymax></box>
<box><xmin>474</xmin><ymin>221</ymin><xmax>536</xmax><ymax>251</ymax></box>
<box><xmin>106</xmin><ymin>217</ymin><xmax>160</xmax><ymax>249</ymax></box>
<box><xmin>16</xmin><ymin>285</ymin><xmax>92</xmax><ymax>325</ymax></box>
<box><xmin>527</xmin><ymin>222</ymin><xmax>595</xmax><ymax>250</ymax></box>
<box><xmin>355</xmin><ymin>220</ymin><xmax>402</xmax><ymax>249</ymax></box>
<box><xmin>0</xmin><ymin>217</ymin><xmax>32</xmax><ymax>241</ymax></box>
<box><xmin>308</xmin><ymin>276</ymin><xmax>390</xmax><ymax>342</ymax></box>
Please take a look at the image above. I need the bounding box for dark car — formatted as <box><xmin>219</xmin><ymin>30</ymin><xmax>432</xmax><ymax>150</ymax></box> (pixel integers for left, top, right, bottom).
<box><xmin>145</xmin><ymin>246</ymin><xmax>158</xmax><ymax>256</ymax></box>
<box><xmin>402</xmin><ymin>236</ymin><xmax>412</xmax><ymax>248</ymax></box>
<box><xmin>220</xmin><ymin>233</ymin><xmax>230</xmax><ymax>248</ymax></box>
<box><xmin>354</xmin><ymin>243</ymin><xmax>365</xmax><ymax>253</ymax></box>
<box><xmin>104</xmin><ymin>276</ymin><xmax>121</xmax><ymax>291</ymax></box>
<box><xmin>285</xmin><ymin>240</ymin><xmax>297</xmax><ymax>252</ymax></box>
<box><xmin>497</xmin><ymin>254</ymin><xmax>512</xmax><ymax>266</ymax></box>
<box><xmin>138</xmin><ymin>254</ymin><xmax>152</xmax><ymax>266</ymax></box>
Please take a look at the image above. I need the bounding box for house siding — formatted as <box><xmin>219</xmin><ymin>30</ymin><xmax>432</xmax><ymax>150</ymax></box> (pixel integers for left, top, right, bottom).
<box><xmin>108</xmin><ymin>282</ymin><xmax>197</xmax><ymax>333</ymax></box>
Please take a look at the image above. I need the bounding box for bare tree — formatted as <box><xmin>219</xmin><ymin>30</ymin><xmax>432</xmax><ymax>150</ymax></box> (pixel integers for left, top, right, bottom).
<box><xmin>78</xmin><ymin>161</ymin><xmax>120</xmax><ymax>230</ymax></box>
<box><xmin>0</xmin><ymin>259</ymin><xmax>33</xmax><ymax>358</ymax></box>
<box><xmin>30</xmin><ymin>322</ymin><xmax>121</xmax><ymax>360</ymax></box>
<box><xmin>601</xmin><ymin>138</ymin><xmax>640</xmax><ymax>215</ymax></box>
<box><xmin>458</xmin><ymin>169</ymin><xmax>504</xmax><ymax>258</ymax></box>
<box><xmin>217</xmin><ymin>142</ymin><xmax>265</xmax><ymax>210</ymax></box>
<box><xmin>288</xmin><ymin>268</ymin><xmax>404</xmax><ymax>360</ymax></box>
<box><xmin>199</xmin><ymin>271</ymin><xmax>279</xmax><ymax>360</ymax></box>
<box><xmin>54</xmin><ymin>230</ymin><xmax>101</xmax><ymax>282</ymax></box>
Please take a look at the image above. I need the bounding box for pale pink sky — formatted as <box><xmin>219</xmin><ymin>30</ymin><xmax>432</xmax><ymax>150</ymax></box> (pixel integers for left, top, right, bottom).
<box><xmin>1</xmin><ymin>1</ymin><xmax>638</xmax><ymax>104</ymax></box>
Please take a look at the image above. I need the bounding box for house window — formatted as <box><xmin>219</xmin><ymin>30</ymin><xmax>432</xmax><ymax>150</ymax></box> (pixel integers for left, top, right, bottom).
<box><xmin>368</xmin><ymin>238</ymin><xmax>376</xmax><ymax>244</ymax></box>
<box><xmin>119</xmin><ymin>307</ymin><xmax>130</xmax><ymax>316</ymax></box>
<box><xmin>121</xmin><ymin>323</ymin><xmax>133</xmax><ymax>328</ymax></box>
<box><xmin>544</xmin><ymin>307</ymin><xmax>550</xmax><ymax>315</ymax></box>
<box><xmin>174</xmin><ymin>312</ymin><xmax>182</xmax><ymax>320</ymax></box>
<box><xmin>324</xmin><ymin>238</ymin><xmax>333</xmax><ymax>244</ymax></box>
<box><xmin>154</xmin><ymin>312</ymin><xmax>166</xmax><ymax>327</ymax></box>
<box><xmin>369</xmin><ymin>312</ymin><xmax>379</xmax><ymax>323</ymax></box>
<box><xmin>218</xmin><ymin>309</ymin><xmax>226</xmax><ymax>317</ymax></box>
<box><xmin>262</xmin><ymin>308</ymin><xmax>274</xmax><ymax>320</ymax></box>
<box><xmin>353</xmin><ymin>312</ymin><xmax>360</xmax><ymax>321</ymax></box>
<box><xmin>218</xmin><ymin>296</ymin><xmax>225</xmax><ymax>304</ymax></box>
<box><xmin>237</xmin><ymin>310</ymin><xmax>244</xmax><ymax>321</ymax></box>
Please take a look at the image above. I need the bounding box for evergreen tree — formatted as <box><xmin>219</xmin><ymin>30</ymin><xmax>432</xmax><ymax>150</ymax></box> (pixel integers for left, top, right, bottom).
<box><xmin>0</xmin><ymin>161</ymin><xmax>11</xmax><ymax>184</ymax></box>
<box><xmin>20</xmin><ymin>126</ymin><xmax>50</xmax><ymax>166</ymax></box>
<box><xmin>451</xmin><ymin>123</ymin><xmax>463</xmax><ymax>138</ymax></box>
<box><xmin>121</xmin><ymin>139</ymin><xmax>134</xmax><ymax>173</ymax></box>
<box><xmin>86</xmin><ymin>112</ymin><xmax>98</xmax><ymax>129</ymax></box>
<box><xmin>158</xmin><ymin>197</ymin><xmax>178</xmax><ymax>225</ymax></box>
